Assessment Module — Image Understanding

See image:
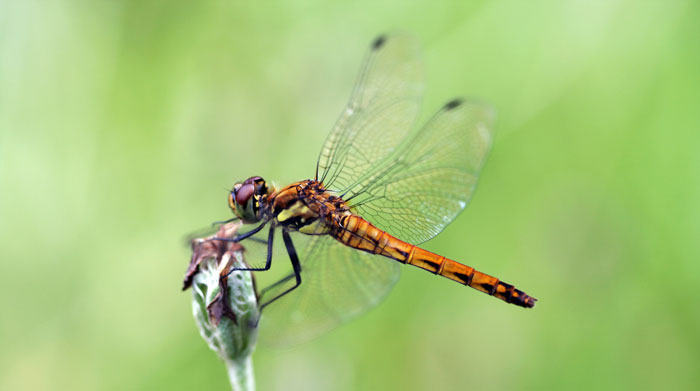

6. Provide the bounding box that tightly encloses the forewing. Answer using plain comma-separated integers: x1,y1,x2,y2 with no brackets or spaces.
317,33,424,190
257,233,400,346
346,100,496,244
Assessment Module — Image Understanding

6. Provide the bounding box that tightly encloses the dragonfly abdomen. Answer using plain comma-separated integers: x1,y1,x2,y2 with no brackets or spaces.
336,214,537,308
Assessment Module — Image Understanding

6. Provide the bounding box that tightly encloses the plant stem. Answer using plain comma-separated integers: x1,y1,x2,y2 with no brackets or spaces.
226,356,255,391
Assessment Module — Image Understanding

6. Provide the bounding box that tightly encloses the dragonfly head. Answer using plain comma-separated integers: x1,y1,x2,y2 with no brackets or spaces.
229,176,269,223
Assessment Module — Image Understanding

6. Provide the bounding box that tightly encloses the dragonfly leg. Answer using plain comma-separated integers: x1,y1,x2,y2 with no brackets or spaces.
210,221,266,244
257,229,302,314
210,216,239,227
221,226,275,279
246,236,267,244
258,272,296,297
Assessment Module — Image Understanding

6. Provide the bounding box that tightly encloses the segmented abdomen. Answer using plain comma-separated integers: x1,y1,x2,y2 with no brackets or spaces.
334,214,537,308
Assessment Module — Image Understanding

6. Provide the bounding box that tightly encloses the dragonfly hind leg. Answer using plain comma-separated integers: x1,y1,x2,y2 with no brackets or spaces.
257,229,302,313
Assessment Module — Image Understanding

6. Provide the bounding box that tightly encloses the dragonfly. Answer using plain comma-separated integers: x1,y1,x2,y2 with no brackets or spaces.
212,34,536,344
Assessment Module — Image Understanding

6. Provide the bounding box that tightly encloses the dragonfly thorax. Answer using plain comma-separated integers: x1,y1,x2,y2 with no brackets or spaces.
268,180,351,234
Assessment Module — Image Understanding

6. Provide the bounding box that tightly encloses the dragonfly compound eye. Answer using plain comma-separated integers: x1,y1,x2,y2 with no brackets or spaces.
235,183,255,206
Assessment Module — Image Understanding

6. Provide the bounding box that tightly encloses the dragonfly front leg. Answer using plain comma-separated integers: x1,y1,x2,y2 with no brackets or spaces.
220,226,275,280
210,221,266,244
210,216,240,227
258,229,302,313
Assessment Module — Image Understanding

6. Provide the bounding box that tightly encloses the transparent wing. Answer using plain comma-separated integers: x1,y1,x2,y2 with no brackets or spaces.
341,100,496,244
316,33,424,189
257,233,400,346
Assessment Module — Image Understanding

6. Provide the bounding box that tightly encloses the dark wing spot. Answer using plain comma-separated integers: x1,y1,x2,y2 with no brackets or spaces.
372,35,387,50
444,98,463,110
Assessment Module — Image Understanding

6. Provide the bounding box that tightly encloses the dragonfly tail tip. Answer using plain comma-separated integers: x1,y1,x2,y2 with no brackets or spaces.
525,296,537,308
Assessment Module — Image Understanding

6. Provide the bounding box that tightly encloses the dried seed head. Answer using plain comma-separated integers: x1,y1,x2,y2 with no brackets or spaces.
185,221,259,390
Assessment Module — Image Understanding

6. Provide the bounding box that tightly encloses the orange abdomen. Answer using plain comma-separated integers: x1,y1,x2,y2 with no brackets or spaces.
335,215,537,308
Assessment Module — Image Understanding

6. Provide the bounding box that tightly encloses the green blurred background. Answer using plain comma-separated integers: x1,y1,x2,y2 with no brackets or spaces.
1,1,699,390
